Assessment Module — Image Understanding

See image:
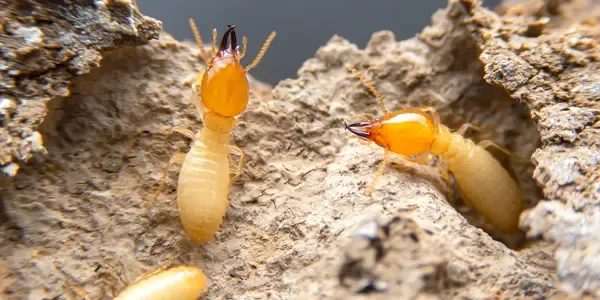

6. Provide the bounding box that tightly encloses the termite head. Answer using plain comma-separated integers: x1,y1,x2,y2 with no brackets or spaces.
201,25,249,118
190,19,275,120
345,110,437,156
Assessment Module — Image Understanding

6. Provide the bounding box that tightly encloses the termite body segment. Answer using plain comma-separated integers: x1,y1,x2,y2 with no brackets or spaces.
177,113,236,243
148,22,276,244
115,266,206,300
345,67,524,233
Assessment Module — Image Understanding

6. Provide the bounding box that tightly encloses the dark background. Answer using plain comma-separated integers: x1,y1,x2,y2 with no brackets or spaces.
138,1,501,84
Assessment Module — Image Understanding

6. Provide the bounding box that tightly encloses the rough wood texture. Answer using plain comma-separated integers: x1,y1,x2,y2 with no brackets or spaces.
2,0,599,298
0,0,161,176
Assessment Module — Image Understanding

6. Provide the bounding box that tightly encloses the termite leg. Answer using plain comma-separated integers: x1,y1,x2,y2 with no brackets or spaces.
365,150,390,198
456,124,529,164
101,261,128,288
399,152,432,165
418,106,441,126
358,138,373,145
228,145,245,183
456,123,482,136
437,161,454,196
147,126,194,205
171,127,196,140
439,162,449,182
146,152,186,205
397,152,453,195
59,266,90,300
71,284,90,300
478,140,529,164
423,89,449,104
347,133,372,145
130,266,167,285
347,115,371,121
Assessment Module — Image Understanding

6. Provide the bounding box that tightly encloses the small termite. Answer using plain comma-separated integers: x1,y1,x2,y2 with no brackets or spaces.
148,20,276,244
115,266,206,300
343,66,525,233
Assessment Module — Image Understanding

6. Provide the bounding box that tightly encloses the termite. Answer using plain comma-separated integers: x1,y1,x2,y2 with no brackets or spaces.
115,266,206,300
147,20,276,244
343,66,525,233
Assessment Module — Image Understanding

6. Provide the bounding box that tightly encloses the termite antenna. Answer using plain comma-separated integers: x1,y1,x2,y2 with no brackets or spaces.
189,18,209,65
424,89,449,104
347,66,388,115
245,31,276,72
211,28,217,57
239,36,248,60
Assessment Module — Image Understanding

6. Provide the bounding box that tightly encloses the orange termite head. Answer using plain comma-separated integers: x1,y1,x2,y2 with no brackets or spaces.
345,110,437,156
201,25,249,118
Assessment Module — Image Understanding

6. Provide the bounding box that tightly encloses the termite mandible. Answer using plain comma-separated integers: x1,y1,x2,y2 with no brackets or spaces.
344,66,525,233
148,20,276,244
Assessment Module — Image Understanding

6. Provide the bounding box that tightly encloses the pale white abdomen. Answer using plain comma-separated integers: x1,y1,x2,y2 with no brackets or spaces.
440,133,524,233
115,266,206,299
177,128,230,244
